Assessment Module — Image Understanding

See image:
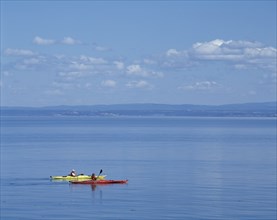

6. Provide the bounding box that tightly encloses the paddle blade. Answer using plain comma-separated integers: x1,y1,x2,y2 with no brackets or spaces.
96,169,103,180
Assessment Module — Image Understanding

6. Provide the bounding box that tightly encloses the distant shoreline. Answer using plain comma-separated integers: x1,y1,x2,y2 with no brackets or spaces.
1,102,276,117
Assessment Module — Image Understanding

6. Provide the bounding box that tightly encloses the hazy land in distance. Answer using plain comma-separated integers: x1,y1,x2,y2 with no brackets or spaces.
1,102,276,117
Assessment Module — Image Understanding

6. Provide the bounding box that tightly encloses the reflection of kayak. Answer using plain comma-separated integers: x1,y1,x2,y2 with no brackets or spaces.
70,180,128,185
50,174,106,180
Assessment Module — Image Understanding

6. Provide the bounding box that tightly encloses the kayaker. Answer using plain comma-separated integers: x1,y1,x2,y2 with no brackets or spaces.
91,173,97,180
69,169,77,177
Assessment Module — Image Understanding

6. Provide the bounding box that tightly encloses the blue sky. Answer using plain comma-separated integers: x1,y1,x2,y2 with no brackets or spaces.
1,1,276,106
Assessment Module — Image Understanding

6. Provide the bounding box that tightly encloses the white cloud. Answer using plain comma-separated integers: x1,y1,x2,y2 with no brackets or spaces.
155,39,275,72
22,58,41,65
44,55,118,81
160,48,191,69
143,59,156,65
69,62,90,71
192,39,240,60
11,56,46,70
126,80,153,89
5,48,36,56
34,36,83,45
62,37,81,45
114,61,125,70
101,80,117,88
228,40,263,48
244,47,276,58
52,81,73,89
80,55,107,64
126,64,163,78
179,81,220,91
33,36,55,45
166,49,182,56
94,46,111,51
58,71,85,81
234,64,248,70
126,64,142,74
191,39,277,64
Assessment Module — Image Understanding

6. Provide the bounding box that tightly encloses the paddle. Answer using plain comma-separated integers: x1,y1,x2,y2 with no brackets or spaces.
95,169,103,180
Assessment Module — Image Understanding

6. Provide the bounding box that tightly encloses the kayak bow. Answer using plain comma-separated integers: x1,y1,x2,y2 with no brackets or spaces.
50,174,106,180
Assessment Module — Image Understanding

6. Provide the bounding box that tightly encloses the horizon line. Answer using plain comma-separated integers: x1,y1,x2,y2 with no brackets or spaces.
1,101,276,109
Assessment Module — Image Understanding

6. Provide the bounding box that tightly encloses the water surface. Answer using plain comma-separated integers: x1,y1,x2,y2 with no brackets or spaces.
1,116,276,219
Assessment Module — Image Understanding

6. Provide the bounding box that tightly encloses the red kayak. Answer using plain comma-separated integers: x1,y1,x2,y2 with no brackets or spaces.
70,179,128,185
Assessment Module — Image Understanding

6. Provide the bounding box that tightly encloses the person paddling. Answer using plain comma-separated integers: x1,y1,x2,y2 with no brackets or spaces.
69,169,77,177
91,173,97,180
91,170,102,180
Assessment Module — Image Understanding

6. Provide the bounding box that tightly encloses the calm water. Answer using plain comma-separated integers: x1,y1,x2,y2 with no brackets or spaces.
1,116,276,220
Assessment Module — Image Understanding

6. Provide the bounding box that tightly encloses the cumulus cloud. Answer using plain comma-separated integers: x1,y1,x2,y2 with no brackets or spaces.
80,55,107,64
62,37,81,45
166,49,182,57
126,64,163,78
94,45,111,52
192,39,243,60
33,36,82,45
244,47,276,58
227,40,263,48
126,64,142,74
101,80,117,88
33,36,55,45
190,39,277,68
5,48,36,56
114,61,125,70
179,81,220,91
52,81,74,90
60,55,113,77
160,48,192,69
126,80,153,89
13,56,46,70
159,39,276,71
69,62,90,71
4,37,276,97
22,58,41,65
143,59,157,65
58,71,85,81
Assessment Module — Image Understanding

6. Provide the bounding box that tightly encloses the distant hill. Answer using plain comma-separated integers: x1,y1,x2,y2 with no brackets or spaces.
1,102,276,117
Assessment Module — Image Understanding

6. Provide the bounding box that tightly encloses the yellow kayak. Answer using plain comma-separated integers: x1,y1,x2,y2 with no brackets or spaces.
50,174,106,180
